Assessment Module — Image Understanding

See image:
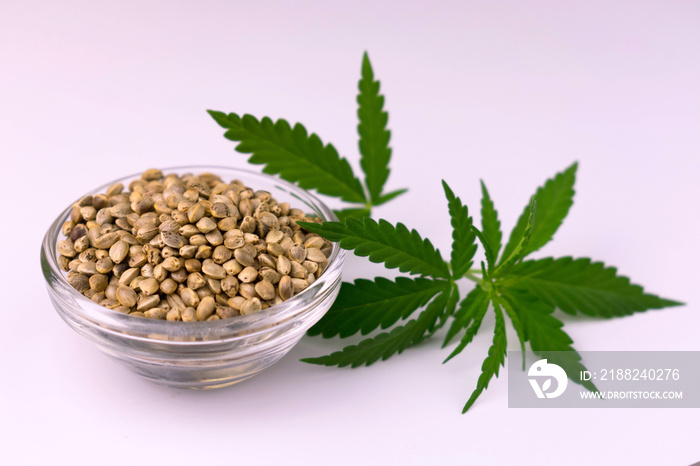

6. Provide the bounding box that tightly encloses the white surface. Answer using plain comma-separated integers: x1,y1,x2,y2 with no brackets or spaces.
2,1,699,464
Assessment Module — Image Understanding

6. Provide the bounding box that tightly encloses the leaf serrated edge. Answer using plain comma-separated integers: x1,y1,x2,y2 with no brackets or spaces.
442,180,477,280
506,257,684,316
307,276,449,338
462,300,507,413
208,110,367,204
494,293,527,370
496,196,536,275
357,51,392,204
479,180,502,270
500,163,577,264
443,291,490,363
299,218,450,279
301,288,450,368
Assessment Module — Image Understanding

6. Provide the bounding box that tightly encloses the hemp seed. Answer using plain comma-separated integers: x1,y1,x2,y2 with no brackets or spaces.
116,286,137,308
57,169,332,321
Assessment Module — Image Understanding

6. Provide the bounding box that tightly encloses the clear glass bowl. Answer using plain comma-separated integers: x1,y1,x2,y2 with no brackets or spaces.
41,166,346,389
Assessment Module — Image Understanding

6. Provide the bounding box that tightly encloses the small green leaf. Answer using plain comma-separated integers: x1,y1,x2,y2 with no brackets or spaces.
495,294,527,369
501,162,577,263
307,277,449,338
443,289,490,362
374,188,408,206
334,207,371,223
506,257,683,317
358,52,392,204
501,288,596,392
496,196,535,274
301,323,421,368
462,300,507,413
430,282,460,336
302,291,449,367
443,286,486,347
208,110,366,204
479,180,502,271
299,217,450,279
442,180,477,280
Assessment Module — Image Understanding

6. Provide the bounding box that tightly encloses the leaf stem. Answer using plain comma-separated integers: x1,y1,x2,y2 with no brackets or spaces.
463,271,483,284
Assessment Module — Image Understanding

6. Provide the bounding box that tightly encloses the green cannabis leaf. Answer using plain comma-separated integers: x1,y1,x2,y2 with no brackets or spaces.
210,53,682,413
442,181,477,280
477,181,502,270
506,257,681,317
302,217,450,279
358,51,392,205
301,288,450,368
500,287,597,393
500,163,576,264
302,166,682,413
209,52,406,218
208,111,366,203
443,287,487,347
307,277,448,338
496,196,536,274
462,300,507,413
443,288,489,363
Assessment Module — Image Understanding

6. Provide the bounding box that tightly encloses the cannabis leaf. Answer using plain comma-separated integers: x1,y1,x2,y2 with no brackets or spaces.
307,277,448,338
300,218,450,279
501,287,597,392
442,181,477,280
208,111,366,204
443,286,486,347
334,207,371,223
443,288,490,361
496,196,536,274
433,282,460,336
375,188,408,206
210,53,682,413
478,181,502,271
302,289,450,368
302,158,680,413
358,51,392,204
209,52,405,219
462,300,507,413
507,257,682,317
500,162,576,264
495,295,527,366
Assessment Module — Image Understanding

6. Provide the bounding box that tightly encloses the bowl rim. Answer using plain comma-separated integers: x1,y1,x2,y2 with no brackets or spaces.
41,164,346,340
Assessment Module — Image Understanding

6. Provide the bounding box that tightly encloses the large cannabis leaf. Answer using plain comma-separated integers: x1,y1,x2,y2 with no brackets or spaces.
209,52,405,219
210,53,682,413
300,165,681,412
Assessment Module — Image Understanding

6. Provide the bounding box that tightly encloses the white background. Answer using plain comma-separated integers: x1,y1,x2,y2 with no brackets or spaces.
2,1,699,464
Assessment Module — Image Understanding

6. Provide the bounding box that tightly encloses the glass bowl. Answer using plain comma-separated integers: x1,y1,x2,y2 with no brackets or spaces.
40,165,346,389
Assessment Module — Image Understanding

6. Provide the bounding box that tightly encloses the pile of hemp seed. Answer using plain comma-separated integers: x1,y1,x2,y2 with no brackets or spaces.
56,168,332,321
